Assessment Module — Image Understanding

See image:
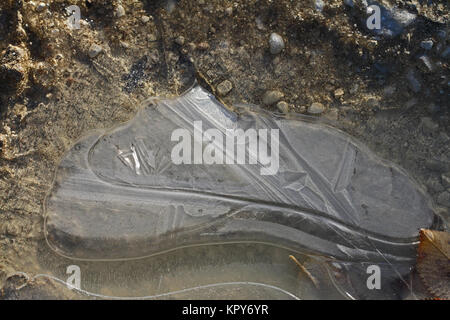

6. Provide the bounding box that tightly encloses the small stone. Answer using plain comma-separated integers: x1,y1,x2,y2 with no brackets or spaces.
255,17,265,31
269,33,285,55
5,224,18,237
36,2,46,12
367,40,378,50
308,102,325,115
344,0,354,7
420,39,433,50
334,88,344,98
148,33,157,42
197,42,209,50
418,55,434,72
365,5,416,38
225,7,233,16
262,90,284,106
88,44,102,58
437,191,450,207
115,4,125,18
276,101,289,113
324,108,339,121
141,15,150,23
442,172,450,188
80,20,89,28
175,36,185,46
216,80,233,97
315,0,324,12
187,42,196,51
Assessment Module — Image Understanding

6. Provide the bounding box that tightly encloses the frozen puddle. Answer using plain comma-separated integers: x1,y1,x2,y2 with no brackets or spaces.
42,86,435,299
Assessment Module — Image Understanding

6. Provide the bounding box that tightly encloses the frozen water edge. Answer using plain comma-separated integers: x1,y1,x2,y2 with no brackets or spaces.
41,86,436,298
44,85,434,261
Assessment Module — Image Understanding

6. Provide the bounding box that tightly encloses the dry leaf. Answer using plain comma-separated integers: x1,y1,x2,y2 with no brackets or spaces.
417,229,450,299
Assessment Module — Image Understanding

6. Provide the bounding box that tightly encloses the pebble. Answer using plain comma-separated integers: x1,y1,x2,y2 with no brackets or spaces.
115,4,125,18
418,55,434,72
362,2,416,38
216,80,233,97
334,88,344,98
344,0,354,7
225,7,233,16
175,36,185,46
197,42,209,50
148,33,157,42
255,17,265,31
324,108,339,121
262,90,284,106
269,33,285,55
5,224,18,237
80,20,89,28
420,39,433,50
276,101,289,113
315,0,324,12
88,44,103,58
36,2,46,12
308,102,325,115
141,15,150,23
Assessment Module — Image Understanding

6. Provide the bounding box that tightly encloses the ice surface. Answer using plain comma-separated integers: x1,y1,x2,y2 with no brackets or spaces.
43,86,435,298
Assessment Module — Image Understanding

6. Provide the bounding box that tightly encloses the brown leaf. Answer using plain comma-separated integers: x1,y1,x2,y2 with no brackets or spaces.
417,229,450,299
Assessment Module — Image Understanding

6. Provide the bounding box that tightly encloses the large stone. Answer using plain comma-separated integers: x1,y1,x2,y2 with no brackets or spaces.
308,102,325,115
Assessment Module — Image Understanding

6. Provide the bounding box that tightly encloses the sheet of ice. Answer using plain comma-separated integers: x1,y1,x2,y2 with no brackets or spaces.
43,85,435,298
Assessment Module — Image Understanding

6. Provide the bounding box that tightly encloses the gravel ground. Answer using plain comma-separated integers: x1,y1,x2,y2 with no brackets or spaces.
0,0,448,298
